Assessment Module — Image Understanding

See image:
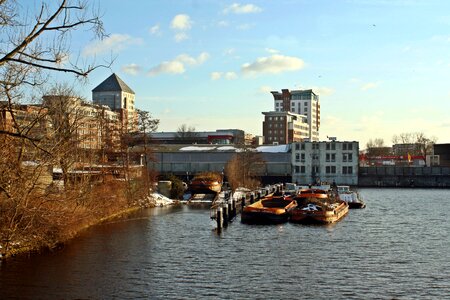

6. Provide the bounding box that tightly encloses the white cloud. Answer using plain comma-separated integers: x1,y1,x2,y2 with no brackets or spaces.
210,71,238,80
149,24,161,35
223,3,262,14
361,82,379,91
241,54,305,75
148,61,185,76
121,63,141,76
225,72,238,80
211,72,222,80
176,52,210,65
171,14,192,30
82,34,142,56
148,52,209,76
265,48,279,54
174,32,188,42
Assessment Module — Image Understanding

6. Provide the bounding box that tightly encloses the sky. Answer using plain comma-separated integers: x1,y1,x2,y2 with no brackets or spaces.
58,0,450,147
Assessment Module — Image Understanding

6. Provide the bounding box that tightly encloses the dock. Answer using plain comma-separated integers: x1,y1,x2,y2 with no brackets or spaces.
210,184,283,231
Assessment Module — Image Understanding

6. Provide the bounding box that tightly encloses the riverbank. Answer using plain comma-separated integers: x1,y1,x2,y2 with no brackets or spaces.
0,188,175,260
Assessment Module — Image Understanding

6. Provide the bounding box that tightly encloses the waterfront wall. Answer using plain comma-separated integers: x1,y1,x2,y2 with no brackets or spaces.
359,166,450,187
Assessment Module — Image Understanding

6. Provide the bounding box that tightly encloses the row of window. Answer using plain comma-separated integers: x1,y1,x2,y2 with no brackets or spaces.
294,143,355,151
268,116,285,121
294,166,353,174
294,153,353,162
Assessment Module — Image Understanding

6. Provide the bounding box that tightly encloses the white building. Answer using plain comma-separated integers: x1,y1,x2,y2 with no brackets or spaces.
292,140,359,185
271,89,320,141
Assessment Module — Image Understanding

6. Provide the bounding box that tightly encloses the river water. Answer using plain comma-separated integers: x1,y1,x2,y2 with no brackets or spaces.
1,188,449,299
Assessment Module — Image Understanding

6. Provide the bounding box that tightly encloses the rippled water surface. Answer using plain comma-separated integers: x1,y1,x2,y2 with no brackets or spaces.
1,188,449,299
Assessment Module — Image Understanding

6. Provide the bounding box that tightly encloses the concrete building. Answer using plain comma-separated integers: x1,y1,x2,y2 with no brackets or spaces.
92,73,137,132
270,89,320,141
150,129,245,145
433,143,450,167
145,144,292,184
262,111,309,145
292,140,359,185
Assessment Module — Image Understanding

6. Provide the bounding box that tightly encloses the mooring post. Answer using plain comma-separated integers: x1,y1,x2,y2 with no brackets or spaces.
230,197,236,220
222,202,228,227
216,206,223,231
241,196,246,211
250,193,254,204
227,198,232,220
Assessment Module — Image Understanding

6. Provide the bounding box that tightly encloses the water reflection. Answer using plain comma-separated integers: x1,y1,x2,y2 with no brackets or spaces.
1,188,450,299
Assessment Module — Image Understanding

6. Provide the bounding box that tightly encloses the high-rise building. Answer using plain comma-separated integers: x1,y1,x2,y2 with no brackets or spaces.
92,73,137,132
270,89,320,141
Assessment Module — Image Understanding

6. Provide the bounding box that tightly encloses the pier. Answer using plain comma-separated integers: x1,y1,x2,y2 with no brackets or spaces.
210,184,283,231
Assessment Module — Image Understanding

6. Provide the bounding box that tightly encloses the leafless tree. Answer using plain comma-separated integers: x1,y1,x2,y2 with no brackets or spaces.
175,123,199,142
0,0,112,257
225,147,265,191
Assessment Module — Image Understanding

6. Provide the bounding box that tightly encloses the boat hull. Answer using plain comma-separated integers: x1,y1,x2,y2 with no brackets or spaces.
241,197,296,225
189,180,222,194
241,211,290,224
290,190,349,225
290,202,348,224
348,201,366,209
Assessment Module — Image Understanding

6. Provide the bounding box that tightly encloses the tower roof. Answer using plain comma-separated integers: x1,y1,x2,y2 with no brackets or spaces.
92,73,135,94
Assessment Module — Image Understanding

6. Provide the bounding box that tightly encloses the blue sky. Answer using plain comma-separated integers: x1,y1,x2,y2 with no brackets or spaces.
66,0,450,147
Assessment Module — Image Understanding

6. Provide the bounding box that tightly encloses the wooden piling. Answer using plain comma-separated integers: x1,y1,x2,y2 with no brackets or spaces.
216,206,223,230
222,202,228,227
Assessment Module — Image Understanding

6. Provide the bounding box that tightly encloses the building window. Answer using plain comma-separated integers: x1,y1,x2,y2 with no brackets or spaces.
312,143,319,150
343,153,348,162
295,166,300,173
348,143,353,150
295,143,300,150
301,143,305,150
348,153,353,162
291,102,295,106
326,166,336,174
295,153,300,162
343,143,347,150
300,166,306,173
301,153,305,162
343,166,353,174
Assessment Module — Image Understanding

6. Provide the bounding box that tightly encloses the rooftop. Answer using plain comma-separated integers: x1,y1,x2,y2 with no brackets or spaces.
92,73,135,94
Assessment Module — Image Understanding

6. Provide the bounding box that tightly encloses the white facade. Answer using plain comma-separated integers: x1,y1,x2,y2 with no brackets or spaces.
292,141,359,185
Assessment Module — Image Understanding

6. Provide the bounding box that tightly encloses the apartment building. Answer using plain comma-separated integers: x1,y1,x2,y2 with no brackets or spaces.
270,89,320,141
292,140,359,185
262,111,309,145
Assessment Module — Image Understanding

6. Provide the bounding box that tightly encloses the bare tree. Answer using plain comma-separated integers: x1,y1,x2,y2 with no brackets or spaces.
0,0,111,257
225,147,265,191
1,0,109,140
137,109,159,191
175,124,199,142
